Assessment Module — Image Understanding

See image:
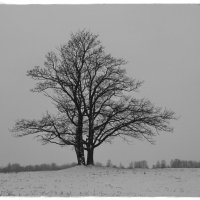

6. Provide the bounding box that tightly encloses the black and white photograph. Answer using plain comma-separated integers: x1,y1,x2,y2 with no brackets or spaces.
0,1,200,197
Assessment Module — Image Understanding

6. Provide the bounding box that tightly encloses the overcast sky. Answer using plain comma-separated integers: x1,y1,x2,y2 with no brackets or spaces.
0,4,200,167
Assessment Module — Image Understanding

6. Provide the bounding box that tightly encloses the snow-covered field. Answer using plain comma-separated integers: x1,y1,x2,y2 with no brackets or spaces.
0,166,200,196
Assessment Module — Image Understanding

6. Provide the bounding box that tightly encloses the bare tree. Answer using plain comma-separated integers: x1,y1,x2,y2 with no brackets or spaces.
11,30,176,166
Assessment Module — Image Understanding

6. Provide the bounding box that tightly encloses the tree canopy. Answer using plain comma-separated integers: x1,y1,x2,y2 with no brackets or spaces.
11,30,176,165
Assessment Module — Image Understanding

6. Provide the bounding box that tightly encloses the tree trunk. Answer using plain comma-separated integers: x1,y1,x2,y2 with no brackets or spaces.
75,115,85,165
87,117,94,165
75,146,85,165
87,147,94,165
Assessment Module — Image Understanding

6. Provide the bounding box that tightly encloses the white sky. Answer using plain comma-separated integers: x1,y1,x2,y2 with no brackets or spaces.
0,4,200,167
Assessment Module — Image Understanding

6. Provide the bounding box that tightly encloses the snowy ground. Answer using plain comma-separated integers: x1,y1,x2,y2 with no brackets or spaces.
0,166,200,196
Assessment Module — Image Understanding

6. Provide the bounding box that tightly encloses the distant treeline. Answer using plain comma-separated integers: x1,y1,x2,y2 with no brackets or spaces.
102,159,200,169
1,159,200,173
104,159,149,169
0,162,77,173
152,159,200,169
